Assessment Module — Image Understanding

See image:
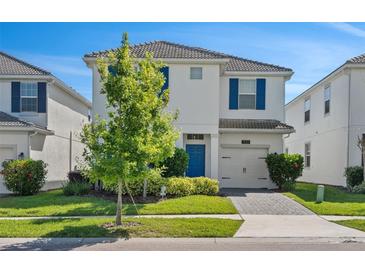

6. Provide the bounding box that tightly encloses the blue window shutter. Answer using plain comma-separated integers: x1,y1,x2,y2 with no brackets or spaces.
11,82,20,113
256,78,266,110
158,66,169,97
38,82,47,113
108,65,116,76
229,78,238,109
161,66,169,90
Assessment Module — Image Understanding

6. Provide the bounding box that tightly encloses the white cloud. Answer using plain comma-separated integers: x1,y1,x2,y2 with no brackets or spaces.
328,23,365,38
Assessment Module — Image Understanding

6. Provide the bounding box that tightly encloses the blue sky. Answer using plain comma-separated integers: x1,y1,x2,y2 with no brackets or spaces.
1,22,365,102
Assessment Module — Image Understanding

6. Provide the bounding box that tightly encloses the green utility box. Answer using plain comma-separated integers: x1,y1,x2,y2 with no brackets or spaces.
316,185,325,203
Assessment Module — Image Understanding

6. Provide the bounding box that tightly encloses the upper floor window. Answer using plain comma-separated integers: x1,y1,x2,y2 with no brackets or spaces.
190,67,202,79
304,142,311,167
304,98,310,123
324,85,331,115
20,83,38,112
239,79,256,109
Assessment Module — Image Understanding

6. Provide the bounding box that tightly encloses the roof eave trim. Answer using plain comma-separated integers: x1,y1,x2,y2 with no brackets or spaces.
224,71,294,77
285,63,350,108
0,126,54,135
0,75,52,80
83,56,230,65
219,128,295,134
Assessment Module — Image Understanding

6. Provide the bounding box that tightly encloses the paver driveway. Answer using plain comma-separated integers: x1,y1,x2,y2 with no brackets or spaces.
221,188,313,215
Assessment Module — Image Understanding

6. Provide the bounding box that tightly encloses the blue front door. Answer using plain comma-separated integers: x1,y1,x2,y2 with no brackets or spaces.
186,144,205,177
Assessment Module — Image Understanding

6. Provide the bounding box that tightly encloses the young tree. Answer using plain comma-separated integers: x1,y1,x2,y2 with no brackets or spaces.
81,33,179,226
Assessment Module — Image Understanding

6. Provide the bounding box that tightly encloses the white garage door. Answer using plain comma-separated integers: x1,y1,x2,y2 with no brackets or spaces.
0,147,16,183
220,148,271,188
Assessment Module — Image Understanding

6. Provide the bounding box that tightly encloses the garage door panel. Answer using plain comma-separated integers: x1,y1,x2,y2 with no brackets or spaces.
221,148,271,188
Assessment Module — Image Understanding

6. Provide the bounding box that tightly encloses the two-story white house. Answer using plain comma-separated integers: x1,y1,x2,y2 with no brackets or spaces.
285,53,365,187
84,41,294,188
0,51,91,193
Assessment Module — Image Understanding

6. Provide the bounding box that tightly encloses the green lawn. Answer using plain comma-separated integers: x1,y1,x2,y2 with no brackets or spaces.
0,217,243,238
0,190,237,217
333,219,365,233
284,182,365,216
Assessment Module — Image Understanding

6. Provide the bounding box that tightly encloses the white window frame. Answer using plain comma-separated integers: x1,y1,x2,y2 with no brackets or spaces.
238,79,256,110
304,142,311,168
190,67,203,80
20,82,38,113
324,85,331,115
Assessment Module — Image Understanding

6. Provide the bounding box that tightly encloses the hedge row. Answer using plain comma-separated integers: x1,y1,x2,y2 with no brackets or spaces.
120,176,219,197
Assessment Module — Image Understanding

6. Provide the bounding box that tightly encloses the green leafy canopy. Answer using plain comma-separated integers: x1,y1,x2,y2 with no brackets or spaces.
81,33,179,191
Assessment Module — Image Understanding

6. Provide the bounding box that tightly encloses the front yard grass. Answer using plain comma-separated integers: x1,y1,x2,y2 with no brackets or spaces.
0,190,237,217
0,217,243,238
333,219,365,233
284,182,365,216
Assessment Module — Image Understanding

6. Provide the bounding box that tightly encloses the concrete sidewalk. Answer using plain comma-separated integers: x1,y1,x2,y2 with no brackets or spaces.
1,237,365,251
0,214,242,220
234,214,365,237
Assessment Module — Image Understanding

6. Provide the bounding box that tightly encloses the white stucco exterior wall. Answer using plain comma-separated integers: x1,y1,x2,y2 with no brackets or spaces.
0,78,91,193
284,67,365,187
220,75,286,121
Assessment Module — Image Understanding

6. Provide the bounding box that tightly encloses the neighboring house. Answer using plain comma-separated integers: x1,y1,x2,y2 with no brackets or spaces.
0,52,91,194
285,53,365,187
84,41,294,188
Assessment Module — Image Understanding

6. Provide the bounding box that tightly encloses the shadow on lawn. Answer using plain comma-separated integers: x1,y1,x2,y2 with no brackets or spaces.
0,219,132,251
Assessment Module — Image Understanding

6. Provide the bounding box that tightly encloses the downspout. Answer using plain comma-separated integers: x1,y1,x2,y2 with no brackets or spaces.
346,69,352,168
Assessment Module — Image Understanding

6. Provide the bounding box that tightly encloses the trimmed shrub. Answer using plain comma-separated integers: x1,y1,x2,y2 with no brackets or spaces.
265,153,304,191
192,177,219,195
121,177,166,197
160,147,189,177
1,159,47,195
344,166,363,190
63,181,91,196
68,170,88,183
166,177,195,197
352,182,365,194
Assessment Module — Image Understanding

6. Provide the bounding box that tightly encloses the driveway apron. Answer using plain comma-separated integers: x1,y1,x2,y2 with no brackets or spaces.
221,188,365,238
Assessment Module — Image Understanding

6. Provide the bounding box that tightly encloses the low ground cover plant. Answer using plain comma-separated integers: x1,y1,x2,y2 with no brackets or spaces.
266,153,304,191
62,170,91,196
1,159,47,195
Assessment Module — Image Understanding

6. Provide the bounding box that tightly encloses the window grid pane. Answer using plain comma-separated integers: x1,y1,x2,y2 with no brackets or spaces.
21,98,37,112
239,79,256,94
190,67,202,79
304,99,311,111
239,94,256,109
20,83,38,97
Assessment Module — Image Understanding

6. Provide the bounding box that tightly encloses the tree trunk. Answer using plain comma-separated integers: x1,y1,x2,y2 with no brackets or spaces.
143,179,148,200
115,180,123,226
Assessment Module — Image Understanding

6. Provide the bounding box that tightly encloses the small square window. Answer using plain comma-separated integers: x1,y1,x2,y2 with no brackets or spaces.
190,67,202,79
241,140,251,144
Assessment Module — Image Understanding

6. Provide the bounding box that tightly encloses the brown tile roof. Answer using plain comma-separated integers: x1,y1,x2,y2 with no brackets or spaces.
0,51,51,76
0,111,49,132
85,41,292,73
219,118,294,130
346,53,365,64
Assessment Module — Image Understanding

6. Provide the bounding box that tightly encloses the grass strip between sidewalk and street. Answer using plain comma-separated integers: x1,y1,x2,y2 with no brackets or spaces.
284,182,365,216
333,219,365,233
0,190,237,217
0,217,243,238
